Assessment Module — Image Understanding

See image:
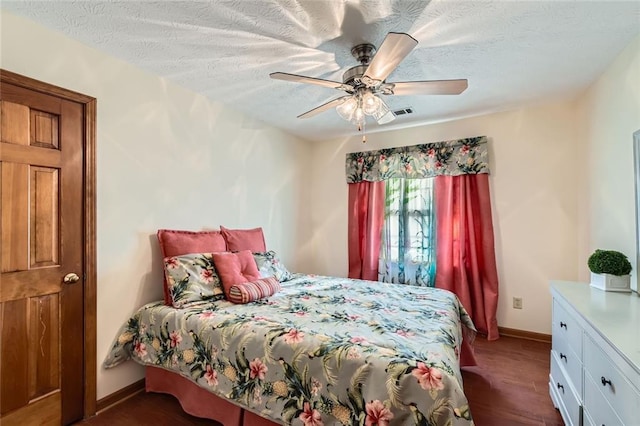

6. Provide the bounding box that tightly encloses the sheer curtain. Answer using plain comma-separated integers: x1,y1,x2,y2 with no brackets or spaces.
379,178,436,286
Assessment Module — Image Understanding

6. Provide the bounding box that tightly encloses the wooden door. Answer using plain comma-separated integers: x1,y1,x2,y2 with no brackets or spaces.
0,80,87,424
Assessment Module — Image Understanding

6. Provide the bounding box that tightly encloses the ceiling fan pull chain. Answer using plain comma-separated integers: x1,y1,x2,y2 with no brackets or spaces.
361,122,367,143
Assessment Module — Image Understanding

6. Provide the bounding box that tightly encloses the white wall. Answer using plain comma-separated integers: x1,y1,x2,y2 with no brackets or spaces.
0,11,313,399
576,34,640,290
308,100,583,335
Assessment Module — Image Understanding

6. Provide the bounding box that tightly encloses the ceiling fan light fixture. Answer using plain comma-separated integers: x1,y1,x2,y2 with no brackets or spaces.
372,99,395,124
362,90,381,115
351,106,365,127
376,110,395,125
336,89,393,128
336,96,358,121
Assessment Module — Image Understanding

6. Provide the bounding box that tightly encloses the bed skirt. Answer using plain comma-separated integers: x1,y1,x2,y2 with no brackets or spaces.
145,366,280,426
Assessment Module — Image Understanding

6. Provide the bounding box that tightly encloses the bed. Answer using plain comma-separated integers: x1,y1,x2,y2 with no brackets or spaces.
105,273,476,425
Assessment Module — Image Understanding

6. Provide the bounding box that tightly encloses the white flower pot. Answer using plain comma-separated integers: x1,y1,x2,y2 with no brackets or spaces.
590,272,631,292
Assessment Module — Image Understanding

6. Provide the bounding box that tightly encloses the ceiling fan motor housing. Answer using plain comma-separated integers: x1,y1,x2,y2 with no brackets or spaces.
343,43,377,87
351,43,376,64
342,65,368,87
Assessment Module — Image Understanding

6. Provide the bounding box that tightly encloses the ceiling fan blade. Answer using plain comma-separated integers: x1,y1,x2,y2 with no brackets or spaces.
362,32,418,86
297,96,350,119
384,79,468,96
270,72,352,91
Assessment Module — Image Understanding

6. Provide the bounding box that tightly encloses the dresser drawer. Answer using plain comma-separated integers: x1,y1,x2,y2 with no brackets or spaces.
583,334,640,425
582,409,595,426
551,333,582,395
552,299,582,357
550,352,581,426
584,372,623,426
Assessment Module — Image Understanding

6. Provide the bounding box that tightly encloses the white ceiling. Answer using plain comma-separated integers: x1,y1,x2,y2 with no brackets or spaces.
3,1,639,141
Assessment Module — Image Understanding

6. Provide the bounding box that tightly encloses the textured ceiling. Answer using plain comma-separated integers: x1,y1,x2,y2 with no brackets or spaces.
3,1,639,141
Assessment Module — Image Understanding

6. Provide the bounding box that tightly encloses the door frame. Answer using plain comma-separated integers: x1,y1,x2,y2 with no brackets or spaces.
1,69,97,418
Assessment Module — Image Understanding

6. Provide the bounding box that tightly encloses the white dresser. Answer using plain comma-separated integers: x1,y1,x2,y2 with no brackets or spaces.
550,281,640,426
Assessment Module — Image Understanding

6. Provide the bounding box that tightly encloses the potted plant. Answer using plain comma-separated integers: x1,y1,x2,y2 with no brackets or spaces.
588,249,632,292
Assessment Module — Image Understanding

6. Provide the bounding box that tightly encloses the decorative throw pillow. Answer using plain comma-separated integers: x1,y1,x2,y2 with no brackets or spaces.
211,250,261,299
253,251,293,282
228,277,281,304
157,229,227,305
163,253,224,308
220,226,266,252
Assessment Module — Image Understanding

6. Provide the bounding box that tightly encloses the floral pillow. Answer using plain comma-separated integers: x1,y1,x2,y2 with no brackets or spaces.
253,250,293,282
157,229,226,305
163,253,224,308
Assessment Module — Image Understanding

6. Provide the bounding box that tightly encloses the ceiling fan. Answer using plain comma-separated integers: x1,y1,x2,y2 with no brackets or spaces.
270,32,468,132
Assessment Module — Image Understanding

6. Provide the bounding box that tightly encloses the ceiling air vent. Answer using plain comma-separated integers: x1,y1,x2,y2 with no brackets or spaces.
392,107,413,116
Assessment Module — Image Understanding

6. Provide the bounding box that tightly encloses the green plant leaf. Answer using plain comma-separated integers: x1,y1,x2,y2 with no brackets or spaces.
587,249,632,275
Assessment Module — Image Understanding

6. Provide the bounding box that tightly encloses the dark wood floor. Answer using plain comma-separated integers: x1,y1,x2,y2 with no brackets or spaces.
463,336,563,425
78,335,563,426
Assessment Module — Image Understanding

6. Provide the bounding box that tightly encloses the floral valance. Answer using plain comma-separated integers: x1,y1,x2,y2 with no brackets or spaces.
345,136,490,183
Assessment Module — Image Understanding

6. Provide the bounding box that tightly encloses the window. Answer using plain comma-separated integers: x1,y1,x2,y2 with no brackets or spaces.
379,178,436,286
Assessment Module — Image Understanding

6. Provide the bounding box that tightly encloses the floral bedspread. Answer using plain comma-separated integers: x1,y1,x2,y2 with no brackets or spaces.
105,274,476,426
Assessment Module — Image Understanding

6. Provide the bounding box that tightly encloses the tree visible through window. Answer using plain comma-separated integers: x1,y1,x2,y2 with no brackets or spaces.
379,178,436,286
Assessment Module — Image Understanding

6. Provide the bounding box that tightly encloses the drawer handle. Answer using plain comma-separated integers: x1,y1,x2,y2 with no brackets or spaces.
556,382,564,393
601,376,612,387
559,353,567,362
560,321,567,329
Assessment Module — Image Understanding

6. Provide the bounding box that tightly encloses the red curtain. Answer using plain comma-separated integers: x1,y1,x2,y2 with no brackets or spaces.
435,174,500,341
347,181,385,280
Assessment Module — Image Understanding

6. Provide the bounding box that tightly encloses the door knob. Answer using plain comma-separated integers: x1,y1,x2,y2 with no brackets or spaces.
63,273,80,284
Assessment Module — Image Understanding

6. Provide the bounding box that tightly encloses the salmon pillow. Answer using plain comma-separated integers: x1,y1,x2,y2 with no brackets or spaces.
227,277,281,304
211,250,261,299
220,226,266,252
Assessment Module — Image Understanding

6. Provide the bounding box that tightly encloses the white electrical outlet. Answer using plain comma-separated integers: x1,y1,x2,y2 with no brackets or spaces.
513,297,523,309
